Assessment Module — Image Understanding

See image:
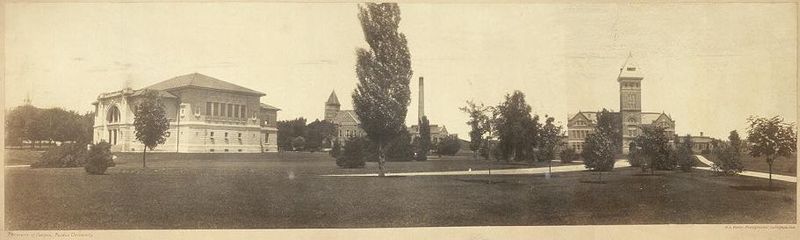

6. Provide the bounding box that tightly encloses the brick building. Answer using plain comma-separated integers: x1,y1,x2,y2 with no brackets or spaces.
567,56,675,154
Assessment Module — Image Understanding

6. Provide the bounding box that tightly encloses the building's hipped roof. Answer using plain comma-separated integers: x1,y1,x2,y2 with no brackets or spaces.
131,89,177,99
326,91,340,106
260,103,281,111
146,73,265,96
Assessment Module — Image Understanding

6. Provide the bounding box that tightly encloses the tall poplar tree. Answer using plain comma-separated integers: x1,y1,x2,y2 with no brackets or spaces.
352,3,413,177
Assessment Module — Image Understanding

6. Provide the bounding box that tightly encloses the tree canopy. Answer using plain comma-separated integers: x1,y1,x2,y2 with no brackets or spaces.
352,3,413,176
133,90,170,168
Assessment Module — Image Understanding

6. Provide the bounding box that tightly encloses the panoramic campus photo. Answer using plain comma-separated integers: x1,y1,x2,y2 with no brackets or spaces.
2,1,798,239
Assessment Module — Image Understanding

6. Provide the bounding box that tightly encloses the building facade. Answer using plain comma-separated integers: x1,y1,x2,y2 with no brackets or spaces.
324,91,366,143
93,73,279,153
567,56,675,154
409,124,452,145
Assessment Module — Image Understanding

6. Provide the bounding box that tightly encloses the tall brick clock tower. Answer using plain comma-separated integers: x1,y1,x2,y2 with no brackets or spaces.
618,54,643,154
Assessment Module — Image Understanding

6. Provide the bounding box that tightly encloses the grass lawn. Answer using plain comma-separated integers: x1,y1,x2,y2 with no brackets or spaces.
3,149,45,166
703,153,796,176
4,151,796,230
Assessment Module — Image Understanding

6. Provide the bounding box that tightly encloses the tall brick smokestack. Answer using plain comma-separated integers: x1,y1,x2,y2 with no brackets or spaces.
418,76,424,121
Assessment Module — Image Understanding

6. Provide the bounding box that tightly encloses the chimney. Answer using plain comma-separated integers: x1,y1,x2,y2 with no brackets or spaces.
418,76,424,121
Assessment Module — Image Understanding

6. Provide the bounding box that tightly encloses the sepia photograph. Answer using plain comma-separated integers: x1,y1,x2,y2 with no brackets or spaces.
2,1,798,239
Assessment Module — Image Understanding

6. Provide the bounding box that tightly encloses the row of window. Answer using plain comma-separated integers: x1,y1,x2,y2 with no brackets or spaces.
206,102,248,118
570,129,593,139
621,82,640,88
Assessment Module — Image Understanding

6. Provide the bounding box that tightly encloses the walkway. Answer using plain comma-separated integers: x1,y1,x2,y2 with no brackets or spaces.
694,155,796,183
5,165,31,168
322,159,630,177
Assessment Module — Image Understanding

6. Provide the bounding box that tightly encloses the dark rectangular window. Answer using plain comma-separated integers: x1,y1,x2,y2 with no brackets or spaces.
220,103,226,117
213,103,219,116
233,104,240,118
206,102,212,115
241,106,247,118
227,104,233,117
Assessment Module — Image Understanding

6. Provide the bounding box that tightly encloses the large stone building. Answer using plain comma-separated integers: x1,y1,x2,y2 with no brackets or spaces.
92,73,280,153
567,56,675,154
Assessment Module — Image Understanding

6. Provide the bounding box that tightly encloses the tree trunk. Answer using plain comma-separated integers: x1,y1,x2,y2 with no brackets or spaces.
378,144,385,177
142,147,147,168
768,158,773,189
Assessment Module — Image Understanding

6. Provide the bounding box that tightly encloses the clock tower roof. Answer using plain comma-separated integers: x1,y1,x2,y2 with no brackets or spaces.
618,53,644,81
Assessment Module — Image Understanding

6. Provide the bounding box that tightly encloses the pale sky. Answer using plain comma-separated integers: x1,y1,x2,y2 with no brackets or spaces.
5,2,797,139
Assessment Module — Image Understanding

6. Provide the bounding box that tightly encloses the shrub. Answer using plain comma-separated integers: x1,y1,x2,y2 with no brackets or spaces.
559,147,577,163
436,136,461,156
84,142,115,175
336,137,368,168
32,142,88,168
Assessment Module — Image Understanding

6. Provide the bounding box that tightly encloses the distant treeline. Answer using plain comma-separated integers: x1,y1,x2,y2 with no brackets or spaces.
5,105,94,148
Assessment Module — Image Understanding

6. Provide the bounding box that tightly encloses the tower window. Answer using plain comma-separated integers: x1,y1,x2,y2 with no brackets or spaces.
627,67,636,71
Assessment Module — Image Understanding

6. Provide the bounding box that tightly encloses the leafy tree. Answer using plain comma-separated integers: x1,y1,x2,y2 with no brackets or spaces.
5,105,44,148
728,130,744,154
634,125,673,174
460,101,491,159
676,134,695,172
582,132,615,171
305,119,337,151
746,116,797,188
539,115,563,161
386,127,414,161
595,108,622,153
291,136,306,151
436,135,462,156
494,91,538,162
133,90,170,168
712,140,744,175
352,3,413,177
277,118,307,151
415,116,431,161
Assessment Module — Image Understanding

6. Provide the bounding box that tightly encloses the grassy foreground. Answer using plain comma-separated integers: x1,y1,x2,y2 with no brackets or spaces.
4,151,796,229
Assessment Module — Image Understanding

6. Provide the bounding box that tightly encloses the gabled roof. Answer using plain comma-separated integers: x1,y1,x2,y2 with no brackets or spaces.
326,91,340,106
260,103,281,111
641,112,672,125
333,110,359,125
145,73,265,96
